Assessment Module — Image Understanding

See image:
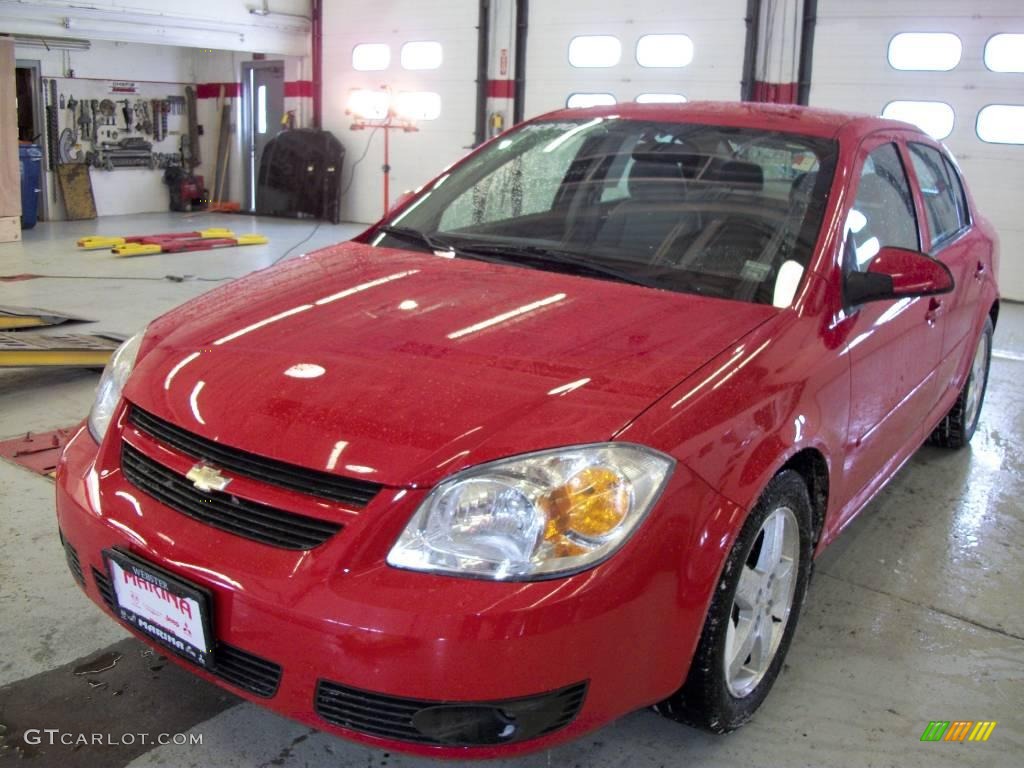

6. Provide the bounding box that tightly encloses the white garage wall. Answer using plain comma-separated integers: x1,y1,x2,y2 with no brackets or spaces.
321,1,479,224
1,0,310,55
15,41,199,218
524,1,748,117
809,0,1024,301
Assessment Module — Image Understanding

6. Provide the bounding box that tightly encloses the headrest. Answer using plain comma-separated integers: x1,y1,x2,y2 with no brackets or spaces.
626,158,686,200
712,160,763,190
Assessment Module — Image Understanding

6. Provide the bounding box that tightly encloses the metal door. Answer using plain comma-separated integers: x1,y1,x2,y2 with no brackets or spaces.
242,60,285,211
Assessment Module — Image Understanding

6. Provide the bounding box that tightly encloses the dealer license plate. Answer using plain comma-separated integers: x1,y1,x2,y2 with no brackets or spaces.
104,548,215,669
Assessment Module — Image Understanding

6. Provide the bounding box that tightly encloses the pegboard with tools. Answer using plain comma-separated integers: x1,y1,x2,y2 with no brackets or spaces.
44,78,198,172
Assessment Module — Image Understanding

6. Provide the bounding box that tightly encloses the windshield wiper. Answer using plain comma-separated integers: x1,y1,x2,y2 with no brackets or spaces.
378,228,664,289
447,241,666,289
376,225,454,253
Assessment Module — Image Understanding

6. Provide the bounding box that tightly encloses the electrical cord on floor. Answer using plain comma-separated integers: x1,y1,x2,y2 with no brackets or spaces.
268,123,382,267
270,220,323,266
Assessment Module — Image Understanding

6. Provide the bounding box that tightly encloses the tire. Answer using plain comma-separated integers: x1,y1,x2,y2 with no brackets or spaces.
928,316,993,449
654,470,813,733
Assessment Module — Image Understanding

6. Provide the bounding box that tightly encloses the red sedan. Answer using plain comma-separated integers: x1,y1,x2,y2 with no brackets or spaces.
56,102,998,757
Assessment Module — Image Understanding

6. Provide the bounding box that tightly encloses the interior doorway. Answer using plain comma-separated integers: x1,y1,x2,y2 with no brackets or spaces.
241,60,285,212
15,60,47,220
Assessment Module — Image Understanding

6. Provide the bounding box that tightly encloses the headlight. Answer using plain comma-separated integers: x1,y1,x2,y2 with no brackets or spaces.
87,332,143,442
387,444,674,580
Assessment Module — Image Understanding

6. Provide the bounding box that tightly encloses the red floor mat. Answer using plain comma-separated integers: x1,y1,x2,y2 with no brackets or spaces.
0,427,78,477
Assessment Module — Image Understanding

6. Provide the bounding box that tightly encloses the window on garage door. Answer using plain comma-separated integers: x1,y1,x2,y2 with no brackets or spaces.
845,144,918,272
907,143,969,249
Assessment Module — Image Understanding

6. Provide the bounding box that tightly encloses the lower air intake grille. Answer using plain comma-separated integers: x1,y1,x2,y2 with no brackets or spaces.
63,538,84,587
314,679,587,746
121,443,341,550
212,644,282,698
93,566,116,609
92,567,281,698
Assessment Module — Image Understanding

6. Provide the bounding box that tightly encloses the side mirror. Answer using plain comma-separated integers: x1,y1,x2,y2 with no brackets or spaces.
845,246,954,306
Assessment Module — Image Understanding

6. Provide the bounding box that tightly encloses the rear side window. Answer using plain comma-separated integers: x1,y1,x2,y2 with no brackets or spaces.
907,143,969,248
845,143,919,272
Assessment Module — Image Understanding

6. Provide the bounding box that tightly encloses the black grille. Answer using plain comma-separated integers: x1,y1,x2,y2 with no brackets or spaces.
121,443,341,550
127,405,381,507
92,567,281,698
212,643,282,698
63,538,84,587
314,680,588,746
92,566,116,609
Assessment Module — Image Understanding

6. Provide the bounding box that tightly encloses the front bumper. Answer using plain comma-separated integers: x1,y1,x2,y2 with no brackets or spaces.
55,417,739,757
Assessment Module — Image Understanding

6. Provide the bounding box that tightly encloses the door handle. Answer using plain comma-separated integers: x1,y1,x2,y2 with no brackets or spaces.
975,261,986,280
926,297,943,324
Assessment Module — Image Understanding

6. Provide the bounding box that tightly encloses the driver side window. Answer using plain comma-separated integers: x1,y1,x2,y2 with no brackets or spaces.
844,143,919,272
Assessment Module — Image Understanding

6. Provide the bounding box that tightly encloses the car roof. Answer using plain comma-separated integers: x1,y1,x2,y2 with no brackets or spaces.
537,100,921,141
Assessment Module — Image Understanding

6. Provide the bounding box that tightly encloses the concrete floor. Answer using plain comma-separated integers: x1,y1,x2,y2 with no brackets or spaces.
1,212,1022,767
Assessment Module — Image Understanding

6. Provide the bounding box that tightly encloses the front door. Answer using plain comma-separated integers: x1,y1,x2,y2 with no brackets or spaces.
242,60,285,211
836,135,945,515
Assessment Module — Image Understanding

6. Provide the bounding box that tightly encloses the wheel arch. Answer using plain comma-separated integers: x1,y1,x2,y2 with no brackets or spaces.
778,448,829,549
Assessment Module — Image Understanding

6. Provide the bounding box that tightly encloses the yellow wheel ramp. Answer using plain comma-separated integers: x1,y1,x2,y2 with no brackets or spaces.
0,332,126,368
76,228,237,250
0,306,93,331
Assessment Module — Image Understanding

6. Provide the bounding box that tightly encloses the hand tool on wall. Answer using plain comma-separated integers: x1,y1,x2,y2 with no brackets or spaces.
185,86,200,169
58,129,80,164
119,99,132,131
45,79,59,170
90,100,100,142
149,100,161,141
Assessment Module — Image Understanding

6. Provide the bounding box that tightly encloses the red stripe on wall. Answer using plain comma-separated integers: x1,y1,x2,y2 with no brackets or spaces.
195,81,314,99
196,82,241,99
751,81,798,105
284,80,313,98
487,79,515,99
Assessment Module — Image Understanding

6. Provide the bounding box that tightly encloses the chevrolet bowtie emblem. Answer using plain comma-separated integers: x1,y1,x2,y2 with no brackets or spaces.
186,463,231,493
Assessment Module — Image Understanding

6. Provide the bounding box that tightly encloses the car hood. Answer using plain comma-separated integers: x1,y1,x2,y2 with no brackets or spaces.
126,242,777,487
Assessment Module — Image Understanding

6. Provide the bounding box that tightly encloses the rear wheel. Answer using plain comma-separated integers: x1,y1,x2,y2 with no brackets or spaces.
929,316,993,449
654,470,813,732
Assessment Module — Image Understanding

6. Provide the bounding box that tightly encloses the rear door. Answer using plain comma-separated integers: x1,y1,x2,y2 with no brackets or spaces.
837,134,944,514
903,140,983,397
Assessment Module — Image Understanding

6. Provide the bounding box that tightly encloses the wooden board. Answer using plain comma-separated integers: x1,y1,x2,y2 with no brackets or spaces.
0,38,19,220
0,216,20,243
56,164,97,220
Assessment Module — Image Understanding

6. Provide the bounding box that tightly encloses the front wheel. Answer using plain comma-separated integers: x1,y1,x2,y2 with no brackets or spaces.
929,316,993,449
654,470,813,732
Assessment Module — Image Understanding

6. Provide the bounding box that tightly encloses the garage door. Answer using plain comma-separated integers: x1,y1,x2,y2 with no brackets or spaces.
810,0,1024,300
322,1,479,224
524,1,748,118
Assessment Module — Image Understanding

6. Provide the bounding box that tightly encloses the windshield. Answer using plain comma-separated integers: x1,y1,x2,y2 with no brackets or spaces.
370,118,838,305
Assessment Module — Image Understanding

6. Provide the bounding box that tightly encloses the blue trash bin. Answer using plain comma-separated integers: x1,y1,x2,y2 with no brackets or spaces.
19,144,44,229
